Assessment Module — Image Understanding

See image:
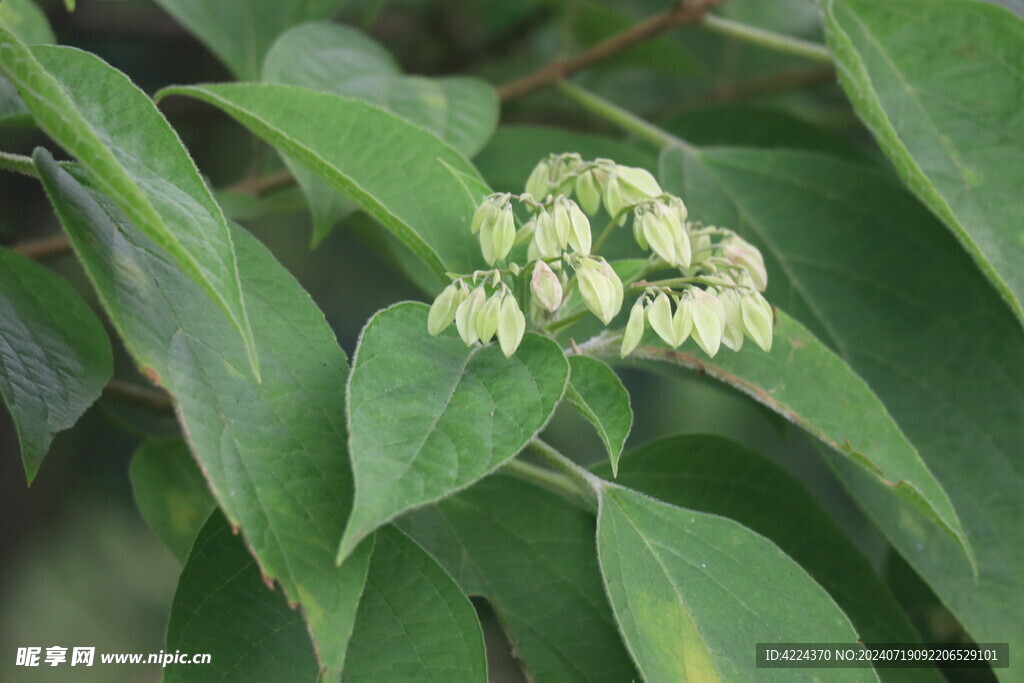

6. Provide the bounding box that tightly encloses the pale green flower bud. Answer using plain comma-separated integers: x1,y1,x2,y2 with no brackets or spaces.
577,258,622,324
601,258,624,319
615,165,662,203
484,204,515,265
525,159,551,200
470,197,497,235
722,236,768,292
533,208,562,259
531,260,563,313
515,215,536,247
455,287,485,346
552,197,571,246
741,291,774,352
719,288,745,352
675,225,692,268
642,209,678,266
690,232,712,266
632,209,649,251
427,283,465,336
565,199,592,254
691,288,726,357
668,196,688,223
647,293,675,347
603,174,625,220
552,156,582,195
620,298,647,357
497,294,527,358
475,292,502,344
648,293,691,348
673,295,694,346
575,169,602,215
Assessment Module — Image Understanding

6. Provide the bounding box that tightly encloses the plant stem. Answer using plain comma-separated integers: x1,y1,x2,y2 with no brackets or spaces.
497,0,728,101
12,234,72,260
528,439,605,502
227,169,294,196
0,151,38,178
558,81,691,151
543,308,590,334
502,458,594,511
102,379,175,416
701,14,832,64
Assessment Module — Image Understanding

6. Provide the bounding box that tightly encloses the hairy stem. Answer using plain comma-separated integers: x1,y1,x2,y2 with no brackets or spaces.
502,458,594,511
702,14,833,64
102,379,175,416
528,438,605,503
0,151,38,178
12,234,72,260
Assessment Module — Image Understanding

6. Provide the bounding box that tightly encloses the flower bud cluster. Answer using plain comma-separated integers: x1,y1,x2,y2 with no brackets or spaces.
428,277,526,358
620,285,774,358
427,154,775,362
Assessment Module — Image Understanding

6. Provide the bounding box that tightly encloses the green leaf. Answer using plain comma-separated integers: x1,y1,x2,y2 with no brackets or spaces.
0,75,29,125
663,146,1024,677
158,83,488,276
597,485,871,682
165,511,320,682
261,22,497,245
0,36,260,377
824,0,1024,326
34,152,372,676
263,23,498,158
0,246,112,483
168,516,486,682
663,105,869,162
338,302,569,562
152,0,347,80
129,439,215,563
0,0,53,127
398,474,638,682
343,527,487,682
594,436,937,671
566,356,632,476
0,0,55,44
614,306,971,571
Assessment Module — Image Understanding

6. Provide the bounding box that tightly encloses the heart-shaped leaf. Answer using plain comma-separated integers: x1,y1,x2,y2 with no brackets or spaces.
338,302,569,563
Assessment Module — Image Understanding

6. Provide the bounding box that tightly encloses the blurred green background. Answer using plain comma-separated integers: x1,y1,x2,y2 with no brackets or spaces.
0,0,980,680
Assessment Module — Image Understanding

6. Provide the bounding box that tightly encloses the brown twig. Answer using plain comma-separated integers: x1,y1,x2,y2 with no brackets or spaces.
497,0,728,102
102,379,175,416
225,169,295,196
12,234,72,260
